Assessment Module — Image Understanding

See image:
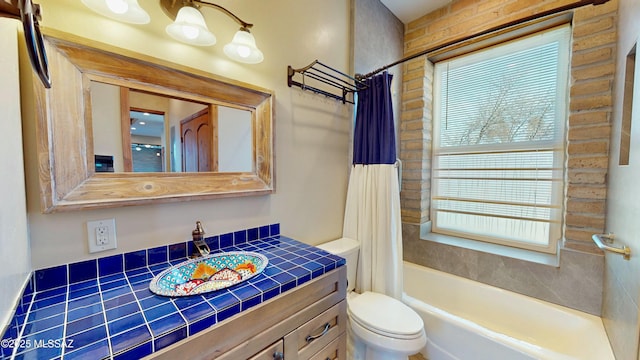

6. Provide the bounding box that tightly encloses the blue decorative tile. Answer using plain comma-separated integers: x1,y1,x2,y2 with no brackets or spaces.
64,339,110,360
67,303,102,322
101,285,131,300
127,272,153,286
205,235,219,251
69,260,97,284
275,261,296,271
316,256,338,271
216,303,240,322
247,227,259,241
254,278,279,293
148,313,185,336
66,313,104,336
113,340,152,360
139,295,172,310
99,272,125,284
66,325,108,350
106,302,141,322
289,267,312,285
188,313,216,335
259,225,270,239
173,296,205,310
21,313,65,336
125,267,149,277
68,286,99,300
230,284,260,300
169,242,187,261
180,302,213,323
34,286,66,301
154,327,187,351
234,230,247,245
14,345,62,360
219,233,233,248
98,255,123,277
108,312,145,336
30,294,66,311
103,293,136,310
143,303,178,323
147,246,167,265
67,294,101,311
125,250,147,271
110,326,151,354
20,325,63,352
133,287,155,301
148,263,170,275
271,272,296,293
302,261,325,279
26,303,65,323
34,265,67,291
270,224,280,236
100,278,128,291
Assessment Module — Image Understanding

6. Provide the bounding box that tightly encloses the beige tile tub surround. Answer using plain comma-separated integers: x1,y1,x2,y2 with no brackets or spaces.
403,223,605,316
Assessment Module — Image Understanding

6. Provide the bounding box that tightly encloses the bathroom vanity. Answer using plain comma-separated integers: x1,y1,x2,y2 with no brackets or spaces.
1,230,347,360
151,267,347,359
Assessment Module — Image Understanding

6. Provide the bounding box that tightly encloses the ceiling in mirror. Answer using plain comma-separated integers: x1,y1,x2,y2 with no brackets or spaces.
34,29,273,212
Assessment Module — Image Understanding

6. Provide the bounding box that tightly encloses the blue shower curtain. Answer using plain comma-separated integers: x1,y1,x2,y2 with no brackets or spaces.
353,72,396,165
343,71,403,299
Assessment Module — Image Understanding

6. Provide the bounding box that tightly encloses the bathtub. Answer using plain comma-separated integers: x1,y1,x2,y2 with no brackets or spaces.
402,262,614,360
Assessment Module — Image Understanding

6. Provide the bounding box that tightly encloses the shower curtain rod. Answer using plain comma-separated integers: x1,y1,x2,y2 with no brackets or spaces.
356,0,610,80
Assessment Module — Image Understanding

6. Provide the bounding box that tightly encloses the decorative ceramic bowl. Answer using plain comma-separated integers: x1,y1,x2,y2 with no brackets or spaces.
149,251,268,297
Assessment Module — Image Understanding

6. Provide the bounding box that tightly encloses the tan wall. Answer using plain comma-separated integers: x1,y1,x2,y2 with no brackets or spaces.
0,19,31,330
25,0,353,269
399,0,618,250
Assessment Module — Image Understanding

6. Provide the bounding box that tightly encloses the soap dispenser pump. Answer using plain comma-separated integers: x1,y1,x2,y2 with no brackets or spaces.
191,221,210,258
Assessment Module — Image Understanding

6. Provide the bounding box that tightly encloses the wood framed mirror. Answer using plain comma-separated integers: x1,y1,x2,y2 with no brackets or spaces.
34,29,274,212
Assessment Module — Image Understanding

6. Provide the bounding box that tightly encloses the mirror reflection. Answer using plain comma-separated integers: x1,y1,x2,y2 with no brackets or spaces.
90,81,253,173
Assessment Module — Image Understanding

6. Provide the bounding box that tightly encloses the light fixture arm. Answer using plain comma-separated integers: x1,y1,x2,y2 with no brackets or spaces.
195,0,252,30
160,0,252,30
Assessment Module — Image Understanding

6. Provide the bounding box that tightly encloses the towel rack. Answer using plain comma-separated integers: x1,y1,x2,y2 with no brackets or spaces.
592,233,631,260
287,60,367,104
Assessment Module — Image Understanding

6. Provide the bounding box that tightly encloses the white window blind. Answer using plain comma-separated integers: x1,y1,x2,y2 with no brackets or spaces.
432,25,570,253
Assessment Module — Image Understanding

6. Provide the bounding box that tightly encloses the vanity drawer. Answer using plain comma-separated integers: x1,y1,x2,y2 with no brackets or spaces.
284,300,347,359
309,336,346,360
248,340,283,360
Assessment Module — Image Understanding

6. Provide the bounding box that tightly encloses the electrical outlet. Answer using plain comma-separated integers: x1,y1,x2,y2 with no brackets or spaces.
87,218,117,253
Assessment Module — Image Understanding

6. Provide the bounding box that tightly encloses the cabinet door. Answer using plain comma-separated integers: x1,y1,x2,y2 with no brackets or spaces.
248,339,284,360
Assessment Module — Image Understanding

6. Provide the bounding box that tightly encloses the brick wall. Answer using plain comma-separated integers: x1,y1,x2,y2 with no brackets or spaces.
400,0,618,249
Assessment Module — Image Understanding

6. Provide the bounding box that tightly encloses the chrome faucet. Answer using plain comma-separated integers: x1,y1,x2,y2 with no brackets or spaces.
191,221,210,258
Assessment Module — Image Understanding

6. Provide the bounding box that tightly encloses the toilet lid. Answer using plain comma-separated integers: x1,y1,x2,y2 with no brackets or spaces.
348,291,424,339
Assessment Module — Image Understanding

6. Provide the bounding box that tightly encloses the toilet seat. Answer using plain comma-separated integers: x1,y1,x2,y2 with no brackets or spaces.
347,291,424,340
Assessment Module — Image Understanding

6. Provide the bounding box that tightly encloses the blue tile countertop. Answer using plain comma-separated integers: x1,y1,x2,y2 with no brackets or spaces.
1,224,345,360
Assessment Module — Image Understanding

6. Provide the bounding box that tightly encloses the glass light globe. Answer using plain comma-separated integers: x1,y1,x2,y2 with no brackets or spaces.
166,6,216,46
223,29,264,64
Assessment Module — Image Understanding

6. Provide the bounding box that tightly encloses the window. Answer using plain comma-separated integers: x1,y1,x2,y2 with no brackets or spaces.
431,25,571,253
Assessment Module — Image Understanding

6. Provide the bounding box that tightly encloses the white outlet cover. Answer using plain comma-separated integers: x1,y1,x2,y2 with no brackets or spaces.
87,218,117,253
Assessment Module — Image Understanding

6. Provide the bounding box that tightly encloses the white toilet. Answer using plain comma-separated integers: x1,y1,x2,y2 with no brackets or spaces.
317,237,426,360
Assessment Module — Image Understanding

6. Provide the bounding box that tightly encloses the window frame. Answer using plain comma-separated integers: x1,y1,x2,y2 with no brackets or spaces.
430,24,571,254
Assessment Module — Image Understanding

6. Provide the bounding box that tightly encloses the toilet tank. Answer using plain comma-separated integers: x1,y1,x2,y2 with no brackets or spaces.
316,237,359,292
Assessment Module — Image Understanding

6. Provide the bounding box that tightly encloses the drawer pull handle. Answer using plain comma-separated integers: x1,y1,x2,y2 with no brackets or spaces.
306,323,331,343
273,351,284,359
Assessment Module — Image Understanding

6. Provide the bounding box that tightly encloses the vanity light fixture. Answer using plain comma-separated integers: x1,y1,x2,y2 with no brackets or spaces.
81,0,150,24
161,0,264,64
81,0,264,64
